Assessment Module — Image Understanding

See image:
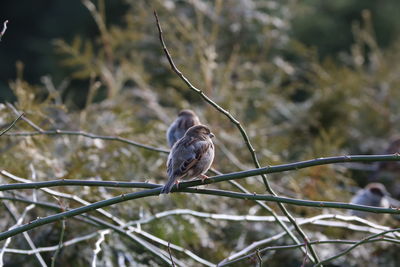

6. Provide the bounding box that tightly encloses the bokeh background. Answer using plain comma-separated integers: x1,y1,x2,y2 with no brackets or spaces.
1,0,400,266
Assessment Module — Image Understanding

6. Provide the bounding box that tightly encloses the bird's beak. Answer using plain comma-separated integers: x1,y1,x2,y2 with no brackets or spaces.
209,132,215,138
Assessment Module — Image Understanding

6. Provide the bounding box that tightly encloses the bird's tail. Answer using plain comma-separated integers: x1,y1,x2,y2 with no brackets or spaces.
160,179,176,194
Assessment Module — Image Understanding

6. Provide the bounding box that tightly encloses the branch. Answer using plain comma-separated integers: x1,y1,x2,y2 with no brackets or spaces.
218,213,399,265
91,229,110,267
167,242,176,267
3,194,397,267
0,202,36,265
153,10,320,262
2,154,400,192
0,113,24,136
1,154,400,262
0,232,99,255
0,171,212,266
314,228,400,267
128,209,397,237
51,219,66,267
4,103,168,153
0,195,178,265
219,235,400,266
1,198,46,266
6,103,44,132
6,129,169,154
0,20,8,41
210,168,301,252
1,184,400,242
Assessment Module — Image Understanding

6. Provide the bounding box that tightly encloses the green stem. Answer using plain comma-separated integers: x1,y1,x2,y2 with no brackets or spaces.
2,154,399,193
1,184,399,241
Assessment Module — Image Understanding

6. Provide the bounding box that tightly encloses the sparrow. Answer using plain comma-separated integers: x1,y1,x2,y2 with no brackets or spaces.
166,109,201,148
161,125,215,194
369,137,400,199
349,183,391,218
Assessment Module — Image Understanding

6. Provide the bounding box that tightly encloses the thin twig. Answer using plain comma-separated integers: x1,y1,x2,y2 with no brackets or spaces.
219,236,400,266
153,10,320,263
301,240,309,267
91,229,110,267
0,113,24,136
127,210,397,238
51,219,66,267
6,129,169,153
167,242,176,267
51,197,67,267
211,168,302,250
0,232,99,255
217,212,399,265
0,203,36,265
5,103,168,153
6,103,44,132
313,228,400,267
1,199,46,266
0,20,8,41
256,248,262,267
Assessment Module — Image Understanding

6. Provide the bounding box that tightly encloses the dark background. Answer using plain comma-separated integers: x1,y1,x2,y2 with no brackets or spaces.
1,0,400,103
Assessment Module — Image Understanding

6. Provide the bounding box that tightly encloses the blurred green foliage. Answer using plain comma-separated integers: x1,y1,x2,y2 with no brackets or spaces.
1,0,400,266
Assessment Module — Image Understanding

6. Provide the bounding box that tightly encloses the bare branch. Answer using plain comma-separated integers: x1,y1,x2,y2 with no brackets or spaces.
0,171,211,266
91,230,110,267
167,242,176,267
0,20,8,41
153,10,320,263
314,228,400,267
0,202,36,265
51,219,66,267
1,199,46,266
256,249,262,267
0,113,24,136
0,232,99,255
219,235,400,266
4,103,169,153
6,103,44,132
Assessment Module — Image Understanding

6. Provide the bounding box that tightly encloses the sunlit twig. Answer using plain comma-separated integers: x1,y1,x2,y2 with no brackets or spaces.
91,229,110,267
0,20,8,41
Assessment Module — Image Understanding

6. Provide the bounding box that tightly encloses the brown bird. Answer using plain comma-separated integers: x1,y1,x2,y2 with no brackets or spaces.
161,125,215,194
166,109,201,148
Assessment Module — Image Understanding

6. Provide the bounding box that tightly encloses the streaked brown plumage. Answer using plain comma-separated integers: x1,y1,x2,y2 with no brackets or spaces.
161,125,215,194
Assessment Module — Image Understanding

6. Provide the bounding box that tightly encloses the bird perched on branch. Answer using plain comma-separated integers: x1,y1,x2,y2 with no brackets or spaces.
369,137,400,199
161,125,215,194
350,183,392,218
166,109,200,147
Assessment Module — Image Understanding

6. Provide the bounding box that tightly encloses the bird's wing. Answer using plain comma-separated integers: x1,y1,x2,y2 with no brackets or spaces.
166,137,194,178
177,140,212,176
